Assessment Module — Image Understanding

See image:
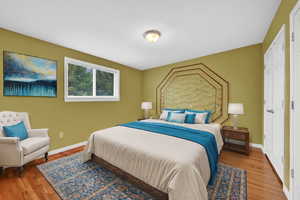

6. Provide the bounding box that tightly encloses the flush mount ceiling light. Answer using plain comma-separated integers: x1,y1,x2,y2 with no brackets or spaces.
143,30,161,43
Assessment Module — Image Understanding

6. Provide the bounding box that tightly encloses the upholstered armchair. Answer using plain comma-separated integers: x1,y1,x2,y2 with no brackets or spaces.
0,111,50,175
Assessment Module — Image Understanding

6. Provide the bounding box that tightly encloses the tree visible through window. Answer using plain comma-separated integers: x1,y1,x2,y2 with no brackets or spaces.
68,64,93,96
96,70,114,96
64,57,120,102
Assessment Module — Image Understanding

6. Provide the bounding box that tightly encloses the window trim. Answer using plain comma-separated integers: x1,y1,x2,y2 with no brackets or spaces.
64,57,120,102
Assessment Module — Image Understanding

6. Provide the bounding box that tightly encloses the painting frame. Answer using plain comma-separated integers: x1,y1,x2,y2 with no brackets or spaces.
3,51,58,97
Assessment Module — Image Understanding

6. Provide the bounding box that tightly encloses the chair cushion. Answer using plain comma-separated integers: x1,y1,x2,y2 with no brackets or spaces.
21,137,50,155
3,121,28,140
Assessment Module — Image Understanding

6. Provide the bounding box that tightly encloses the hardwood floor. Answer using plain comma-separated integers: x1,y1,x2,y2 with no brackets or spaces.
0,147,286,200
220,149,286,200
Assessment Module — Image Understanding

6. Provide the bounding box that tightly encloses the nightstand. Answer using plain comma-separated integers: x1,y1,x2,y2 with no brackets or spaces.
221,126,250,155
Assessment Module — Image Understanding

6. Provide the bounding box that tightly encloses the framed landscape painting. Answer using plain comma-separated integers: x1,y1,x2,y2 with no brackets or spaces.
3,51,57,97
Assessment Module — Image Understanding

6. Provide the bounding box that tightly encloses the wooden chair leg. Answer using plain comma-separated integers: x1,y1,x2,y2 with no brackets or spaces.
0,167,4,176
45,152,48,162
18,166,24,177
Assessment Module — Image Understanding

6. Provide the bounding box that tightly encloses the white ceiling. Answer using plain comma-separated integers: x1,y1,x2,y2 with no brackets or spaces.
0,0,281,70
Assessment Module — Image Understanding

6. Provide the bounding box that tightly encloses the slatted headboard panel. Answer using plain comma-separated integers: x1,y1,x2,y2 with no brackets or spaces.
156,63,229,123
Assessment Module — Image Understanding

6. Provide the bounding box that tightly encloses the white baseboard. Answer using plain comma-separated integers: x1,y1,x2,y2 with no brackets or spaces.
250,143,264,152
48,141,264,157
283,185,290,200
48,142,264,156
48,141,87,156
47,141,263,158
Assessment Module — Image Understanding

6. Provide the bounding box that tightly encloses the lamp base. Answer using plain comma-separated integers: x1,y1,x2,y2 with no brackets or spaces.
144,109,150,119
232,115,239,130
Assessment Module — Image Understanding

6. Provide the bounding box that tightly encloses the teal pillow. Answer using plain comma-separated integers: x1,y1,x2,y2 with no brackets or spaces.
3,121,28,141
185,109,212,123
185,114,196,124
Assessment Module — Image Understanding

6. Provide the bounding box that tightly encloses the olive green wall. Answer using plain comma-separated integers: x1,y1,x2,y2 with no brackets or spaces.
143,44,264,144
2,0,296,188
263,0,298,189
0,28,143,150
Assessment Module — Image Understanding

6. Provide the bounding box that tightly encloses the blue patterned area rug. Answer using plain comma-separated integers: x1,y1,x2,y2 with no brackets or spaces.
37,153,247,200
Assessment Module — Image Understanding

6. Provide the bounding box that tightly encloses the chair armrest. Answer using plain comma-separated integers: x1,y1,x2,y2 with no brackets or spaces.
28,129,49,137
0,137,19,144
0,137,23,166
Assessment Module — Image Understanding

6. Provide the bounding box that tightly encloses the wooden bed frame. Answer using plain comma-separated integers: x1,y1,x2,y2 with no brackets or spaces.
92,153,169,200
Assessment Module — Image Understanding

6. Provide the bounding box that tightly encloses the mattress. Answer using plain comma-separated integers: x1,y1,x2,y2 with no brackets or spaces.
83,119,223,200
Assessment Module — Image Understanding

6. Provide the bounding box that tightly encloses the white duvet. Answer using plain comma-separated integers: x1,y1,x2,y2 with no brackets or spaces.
83,119,223,200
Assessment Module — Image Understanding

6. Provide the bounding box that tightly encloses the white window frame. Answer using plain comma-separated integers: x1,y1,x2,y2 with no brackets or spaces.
64,57,120,102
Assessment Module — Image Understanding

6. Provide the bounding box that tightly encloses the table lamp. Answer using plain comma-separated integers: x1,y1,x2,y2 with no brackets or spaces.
141,102,152,119
228,103,244,130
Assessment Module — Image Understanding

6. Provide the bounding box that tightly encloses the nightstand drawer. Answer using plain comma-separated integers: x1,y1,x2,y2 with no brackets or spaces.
223,131,247,141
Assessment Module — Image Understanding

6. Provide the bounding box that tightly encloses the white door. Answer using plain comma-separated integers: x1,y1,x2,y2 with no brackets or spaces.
264,26,285,181
291,3,300,200
272,30,285,180
264,51,274,157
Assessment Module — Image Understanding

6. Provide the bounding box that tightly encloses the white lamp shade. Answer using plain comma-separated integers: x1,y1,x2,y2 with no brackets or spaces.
228,103,244,115
141,102,152,110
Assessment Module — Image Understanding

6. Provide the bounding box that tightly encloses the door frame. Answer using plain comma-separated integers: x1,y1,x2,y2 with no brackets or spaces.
290,1,300,200
263,24,286,182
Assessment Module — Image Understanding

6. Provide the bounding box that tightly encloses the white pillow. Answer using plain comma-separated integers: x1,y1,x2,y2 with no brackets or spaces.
166,112,186,123
160,110,169,120
185,112,208,124
0,127,4,137
160,110,183,120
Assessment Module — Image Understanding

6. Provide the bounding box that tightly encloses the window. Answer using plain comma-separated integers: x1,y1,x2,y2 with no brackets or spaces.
64,57,120,102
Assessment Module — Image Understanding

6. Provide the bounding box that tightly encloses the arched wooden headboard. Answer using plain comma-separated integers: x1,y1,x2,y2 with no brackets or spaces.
156,63,229,124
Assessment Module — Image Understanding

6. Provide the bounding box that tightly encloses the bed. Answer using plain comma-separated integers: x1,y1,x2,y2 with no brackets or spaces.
83,63,229,200
83,119,223,200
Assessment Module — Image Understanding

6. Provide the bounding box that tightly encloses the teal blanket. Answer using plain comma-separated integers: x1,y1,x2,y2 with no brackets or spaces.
120,121,219,185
